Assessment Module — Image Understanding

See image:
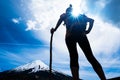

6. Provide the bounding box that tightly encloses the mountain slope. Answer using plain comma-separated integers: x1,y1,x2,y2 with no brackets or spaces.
0,60,78,80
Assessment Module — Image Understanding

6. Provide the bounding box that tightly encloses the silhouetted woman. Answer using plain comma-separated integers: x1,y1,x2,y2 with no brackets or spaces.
51,4,106,80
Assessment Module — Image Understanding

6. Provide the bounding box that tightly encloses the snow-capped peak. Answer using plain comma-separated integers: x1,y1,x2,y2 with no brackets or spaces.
14,60,49,72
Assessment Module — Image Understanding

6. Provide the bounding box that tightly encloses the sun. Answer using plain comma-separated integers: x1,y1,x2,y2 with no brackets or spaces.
72,6,80,17
71,0,81,17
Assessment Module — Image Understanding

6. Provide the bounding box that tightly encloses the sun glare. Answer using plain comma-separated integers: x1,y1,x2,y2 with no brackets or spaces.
72,6,80,17
71,0,81,17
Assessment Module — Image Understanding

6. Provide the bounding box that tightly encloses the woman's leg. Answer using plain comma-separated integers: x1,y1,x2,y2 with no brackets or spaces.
78,36,106,80
65,37,79,80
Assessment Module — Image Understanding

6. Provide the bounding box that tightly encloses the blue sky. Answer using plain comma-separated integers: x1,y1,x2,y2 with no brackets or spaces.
0,0,120,80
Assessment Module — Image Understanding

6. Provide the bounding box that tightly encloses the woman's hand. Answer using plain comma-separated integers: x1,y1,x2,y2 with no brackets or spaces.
50,28,56,34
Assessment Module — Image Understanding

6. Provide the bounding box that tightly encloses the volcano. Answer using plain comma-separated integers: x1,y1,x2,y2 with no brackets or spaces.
0,60,76,80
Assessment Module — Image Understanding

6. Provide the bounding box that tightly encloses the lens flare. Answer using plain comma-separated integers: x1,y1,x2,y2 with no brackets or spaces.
71,0,81,17
72,6,80,17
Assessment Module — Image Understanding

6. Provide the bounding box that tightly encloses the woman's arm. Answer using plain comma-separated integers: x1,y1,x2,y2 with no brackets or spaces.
51,14,65,34
86,18,94,34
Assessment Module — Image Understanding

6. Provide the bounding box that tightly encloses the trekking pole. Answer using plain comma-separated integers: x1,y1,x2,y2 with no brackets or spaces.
49,32,54,80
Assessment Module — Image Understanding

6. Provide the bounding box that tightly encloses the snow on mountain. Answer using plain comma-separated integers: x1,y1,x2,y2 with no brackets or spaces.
14,60,49,72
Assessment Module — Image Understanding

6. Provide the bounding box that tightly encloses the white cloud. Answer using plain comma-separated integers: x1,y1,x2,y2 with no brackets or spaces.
12,18,21,24
26,20,37,31
89,15,120,55
26,0,88,31
0,48,27,67
95,0,106,9
94,0,112,15
26,0,120,79
95,0,112,9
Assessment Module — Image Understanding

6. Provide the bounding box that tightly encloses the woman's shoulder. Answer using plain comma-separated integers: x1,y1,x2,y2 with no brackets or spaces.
60,13,67,20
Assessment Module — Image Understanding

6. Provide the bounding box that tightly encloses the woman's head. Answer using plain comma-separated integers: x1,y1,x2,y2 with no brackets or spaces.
66,4,73,14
